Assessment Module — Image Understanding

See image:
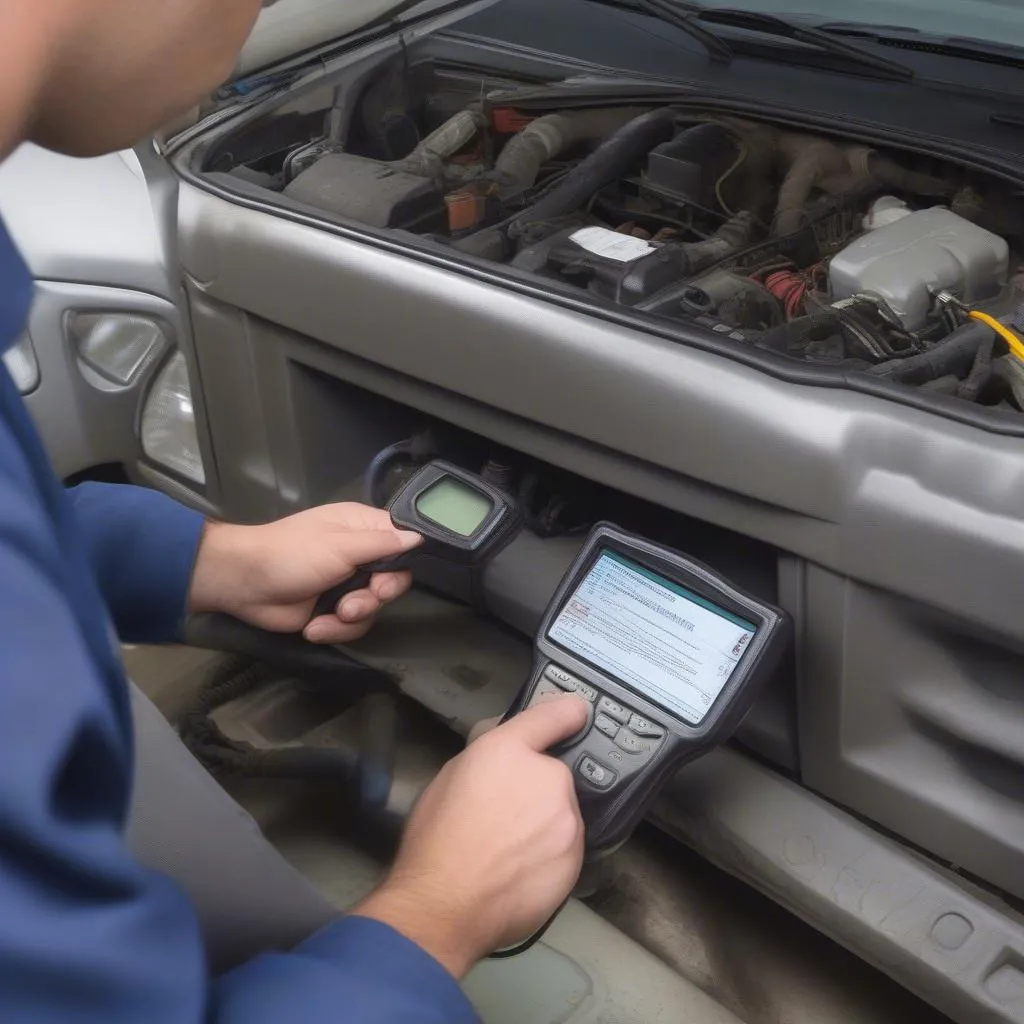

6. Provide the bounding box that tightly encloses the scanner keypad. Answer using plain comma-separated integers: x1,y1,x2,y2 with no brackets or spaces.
613,730,656,754
576,756,616,789
597,696,629,723
543,664,597,702
536,662,666,788
626,714,663,738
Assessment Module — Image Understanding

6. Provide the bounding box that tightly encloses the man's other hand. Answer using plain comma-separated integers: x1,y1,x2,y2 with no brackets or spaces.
189,504,421,643
353,696,589,978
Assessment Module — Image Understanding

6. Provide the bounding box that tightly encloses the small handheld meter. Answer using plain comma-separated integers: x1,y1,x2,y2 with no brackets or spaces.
312,461,522,619
505,522,792,855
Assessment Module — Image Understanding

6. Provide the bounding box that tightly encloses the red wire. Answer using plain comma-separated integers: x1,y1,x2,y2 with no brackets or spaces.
763,269,808,320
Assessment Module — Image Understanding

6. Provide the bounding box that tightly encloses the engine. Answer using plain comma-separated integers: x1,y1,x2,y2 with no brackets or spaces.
271,96,1024,412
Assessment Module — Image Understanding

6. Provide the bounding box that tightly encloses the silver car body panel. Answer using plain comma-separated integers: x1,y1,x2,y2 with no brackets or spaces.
172,148,1024,1017
0,146,180,479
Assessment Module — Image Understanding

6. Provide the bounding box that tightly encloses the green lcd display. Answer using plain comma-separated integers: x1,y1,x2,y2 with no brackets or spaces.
415,477,494,537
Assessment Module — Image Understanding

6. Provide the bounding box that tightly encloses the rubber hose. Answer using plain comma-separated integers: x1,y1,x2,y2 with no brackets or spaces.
364,438,417,507
492,107,647,190
868,320,995,384
868,155,953,198
682,211,758,272
507,109,678,238
774,140,857,236
757,307,889,363
393,108,489,183
956,332,995,402
772,142,952,237
451,161,587,259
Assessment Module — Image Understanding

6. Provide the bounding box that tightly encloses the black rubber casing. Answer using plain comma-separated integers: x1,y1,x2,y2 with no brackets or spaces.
504,522,793,855
311,461,523,620
385,460,523,564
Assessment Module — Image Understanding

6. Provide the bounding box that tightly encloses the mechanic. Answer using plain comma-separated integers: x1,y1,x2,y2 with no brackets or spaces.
0,2,589,1021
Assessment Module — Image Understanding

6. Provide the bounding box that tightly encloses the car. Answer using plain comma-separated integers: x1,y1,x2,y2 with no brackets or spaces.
5,2,1024,1022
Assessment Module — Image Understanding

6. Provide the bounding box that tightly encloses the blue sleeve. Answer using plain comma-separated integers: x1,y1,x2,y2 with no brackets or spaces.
0,397,480,1023
214,917,480,1024
0,420,207,1020
66,481,205,643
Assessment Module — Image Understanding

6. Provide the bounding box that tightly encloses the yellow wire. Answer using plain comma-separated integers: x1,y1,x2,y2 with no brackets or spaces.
968,310,1024,362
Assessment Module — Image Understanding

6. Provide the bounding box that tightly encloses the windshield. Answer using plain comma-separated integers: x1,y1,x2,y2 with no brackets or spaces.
671,1,1023,50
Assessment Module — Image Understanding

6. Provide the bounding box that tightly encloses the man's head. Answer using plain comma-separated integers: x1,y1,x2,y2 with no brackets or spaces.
1,0,265,158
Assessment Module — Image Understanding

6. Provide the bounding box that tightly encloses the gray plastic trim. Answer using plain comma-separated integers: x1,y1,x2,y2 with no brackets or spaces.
2,332,40,394
177,186,1024,645
468,899,746,1024
185,292,1024,900
21,282,177,479
353,590,1024,1024
654,749,1024,1024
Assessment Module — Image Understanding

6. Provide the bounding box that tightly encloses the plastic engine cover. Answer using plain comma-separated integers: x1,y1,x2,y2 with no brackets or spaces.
828,207,1009,330
284,153,443,230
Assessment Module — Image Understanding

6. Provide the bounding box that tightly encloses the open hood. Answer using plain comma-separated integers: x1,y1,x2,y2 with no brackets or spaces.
236,0,491,78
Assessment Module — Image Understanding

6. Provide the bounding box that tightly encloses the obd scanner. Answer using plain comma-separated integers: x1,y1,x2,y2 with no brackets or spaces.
312,460,523,620
505,523,792,857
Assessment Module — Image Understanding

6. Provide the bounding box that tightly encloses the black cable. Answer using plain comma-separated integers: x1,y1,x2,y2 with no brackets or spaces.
178,656,364,782
364,438,416,507
363,432,440,507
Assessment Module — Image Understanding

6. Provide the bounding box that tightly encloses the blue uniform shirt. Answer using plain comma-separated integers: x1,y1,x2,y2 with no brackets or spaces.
0,218,478,1023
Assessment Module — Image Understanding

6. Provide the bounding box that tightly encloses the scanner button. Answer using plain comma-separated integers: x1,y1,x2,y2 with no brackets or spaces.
529,679,565,707
545,665,580,690
545,665,598,703
594,713,620,738
572,681,598,703
627,714,665,738
577,756,616,790
597,697,630,723
614,729,656,754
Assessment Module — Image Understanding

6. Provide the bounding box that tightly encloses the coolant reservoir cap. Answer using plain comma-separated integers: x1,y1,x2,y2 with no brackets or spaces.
862,195,912,231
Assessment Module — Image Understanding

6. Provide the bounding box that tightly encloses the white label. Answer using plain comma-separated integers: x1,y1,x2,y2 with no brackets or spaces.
569,226,655,263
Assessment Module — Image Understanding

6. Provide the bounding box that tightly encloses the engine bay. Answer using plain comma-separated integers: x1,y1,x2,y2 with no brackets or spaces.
202,63,1024,416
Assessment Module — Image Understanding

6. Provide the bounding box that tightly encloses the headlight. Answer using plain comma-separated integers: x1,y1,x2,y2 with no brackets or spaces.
140,351,206,486
70,312,169,386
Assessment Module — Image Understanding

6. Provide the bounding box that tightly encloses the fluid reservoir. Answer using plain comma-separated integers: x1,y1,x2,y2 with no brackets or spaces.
862,195,911,231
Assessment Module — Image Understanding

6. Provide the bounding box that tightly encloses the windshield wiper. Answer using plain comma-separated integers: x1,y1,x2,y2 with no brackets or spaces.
629,0,734,64
683,5,915,81
602,2,915,80
817,22,1024,71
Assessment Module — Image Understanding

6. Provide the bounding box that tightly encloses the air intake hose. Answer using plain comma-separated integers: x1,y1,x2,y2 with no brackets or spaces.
491,107,648,191
507,108,678,238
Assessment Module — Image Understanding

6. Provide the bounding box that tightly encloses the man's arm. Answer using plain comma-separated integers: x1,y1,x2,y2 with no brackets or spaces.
66,483,422,645
1,464,479,1021
66,481,205,643
0,471,583,1021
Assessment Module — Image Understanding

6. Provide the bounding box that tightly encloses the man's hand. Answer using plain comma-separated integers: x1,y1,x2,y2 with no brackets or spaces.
189,504,422,643
353,696,589,978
